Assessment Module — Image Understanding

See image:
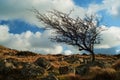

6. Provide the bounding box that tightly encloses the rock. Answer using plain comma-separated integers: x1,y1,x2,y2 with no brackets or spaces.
0,59,15,75
5,75,15,80
75,61,105,76
21,63,45,78
42,74,58,80
112,60,120,70
59,66,75,74
47,66,60,76
75,64,89,76
35,58,51,70
90,61,105,68
64,55,79,63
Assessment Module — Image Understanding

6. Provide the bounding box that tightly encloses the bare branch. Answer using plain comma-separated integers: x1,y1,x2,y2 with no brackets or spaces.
34,9,105,62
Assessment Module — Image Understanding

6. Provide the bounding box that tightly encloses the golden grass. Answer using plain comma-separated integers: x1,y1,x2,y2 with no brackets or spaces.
88,67,117,80
112,60,120,70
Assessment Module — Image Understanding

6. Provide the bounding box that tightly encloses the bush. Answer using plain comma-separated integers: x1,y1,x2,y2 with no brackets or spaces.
112,60,120,71
89,67,116,80
16,51,37,56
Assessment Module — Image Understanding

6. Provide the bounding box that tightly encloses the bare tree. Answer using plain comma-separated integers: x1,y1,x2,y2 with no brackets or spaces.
34,9,104,62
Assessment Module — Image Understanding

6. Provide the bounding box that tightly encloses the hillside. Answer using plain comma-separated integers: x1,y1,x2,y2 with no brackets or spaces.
0,45,120,80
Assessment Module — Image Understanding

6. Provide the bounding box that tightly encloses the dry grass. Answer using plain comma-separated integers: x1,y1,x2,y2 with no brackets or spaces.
112,60,120,70
57,74,83,80
51,61,69,68
88,67,117,80
1,45,120,80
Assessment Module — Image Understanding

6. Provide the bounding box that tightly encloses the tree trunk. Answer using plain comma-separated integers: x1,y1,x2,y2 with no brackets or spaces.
91,51,95,62
88,50,95,62
80,49,95,62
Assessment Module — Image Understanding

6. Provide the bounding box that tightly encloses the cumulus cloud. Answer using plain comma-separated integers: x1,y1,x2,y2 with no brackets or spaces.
64,50,72,55
0,25,63,54
0,0,120,54
63,26,120,54
0,0,120,26
0,0,87,26
0,24,120,54
88,0,120,17
0,25,9,41
103,0,120,16
95,26,120,48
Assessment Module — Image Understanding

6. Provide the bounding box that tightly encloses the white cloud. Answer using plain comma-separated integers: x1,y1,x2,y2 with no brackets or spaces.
1,0,120,54
0,25,120,54
103,0,120,16
87,3,104,15
0,25,63,54
0,25,9,41
0,0,87,26
64,50,72,55
96,26,120,48
81,0,120,17
0,0,120,26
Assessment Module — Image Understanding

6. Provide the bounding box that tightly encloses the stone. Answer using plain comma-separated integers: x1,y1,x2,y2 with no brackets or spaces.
64,55,79,63
35,58,51,70
0,59,15,75
75,61,105,76
59,66,75,74
21,63,45,78
42,74,58,80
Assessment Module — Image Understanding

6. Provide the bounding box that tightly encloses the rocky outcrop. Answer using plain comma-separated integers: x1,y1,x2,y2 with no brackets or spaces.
0,58,45,80
35,57,52,70
42,74,58,80
64,55,80,63
75,61,105,76
21,63,45,78
0,59,16,75
59,66,75,74
75,64,89,75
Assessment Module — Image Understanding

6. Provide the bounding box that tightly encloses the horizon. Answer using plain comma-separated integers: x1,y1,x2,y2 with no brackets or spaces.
0,0,120,55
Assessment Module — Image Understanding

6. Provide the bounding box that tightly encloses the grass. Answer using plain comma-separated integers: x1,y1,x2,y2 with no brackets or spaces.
1,45,120,80
112,60,120,70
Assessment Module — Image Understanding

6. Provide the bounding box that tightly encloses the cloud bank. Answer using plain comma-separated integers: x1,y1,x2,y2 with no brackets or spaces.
0,0,120,26
0,25,62,54
0,24,120,54
1,0,120,27
0,0,120,54
0,0,81,26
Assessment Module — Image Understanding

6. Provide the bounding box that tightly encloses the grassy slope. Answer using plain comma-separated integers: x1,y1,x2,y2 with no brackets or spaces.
0,45,120,80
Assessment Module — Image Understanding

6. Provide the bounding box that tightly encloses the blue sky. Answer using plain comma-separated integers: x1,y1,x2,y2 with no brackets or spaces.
0,0,120,55
74,0,103,7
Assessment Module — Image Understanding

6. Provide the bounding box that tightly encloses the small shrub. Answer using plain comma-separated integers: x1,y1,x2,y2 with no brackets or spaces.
58,74,82,80
16,51,37,56
90,67,116,80
112,60,120,71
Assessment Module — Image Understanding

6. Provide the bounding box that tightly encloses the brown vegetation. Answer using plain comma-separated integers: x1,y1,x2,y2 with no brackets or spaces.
0,45,120,80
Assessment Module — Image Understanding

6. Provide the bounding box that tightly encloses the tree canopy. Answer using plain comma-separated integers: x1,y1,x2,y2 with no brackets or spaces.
34,9,104,62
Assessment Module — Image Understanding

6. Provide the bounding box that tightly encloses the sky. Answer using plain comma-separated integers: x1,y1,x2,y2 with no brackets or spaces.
0,0,120,55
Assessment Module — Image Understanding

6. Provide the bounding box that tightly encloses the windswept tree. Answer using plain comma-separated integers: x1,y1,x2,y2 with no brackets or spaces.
34,9,104,62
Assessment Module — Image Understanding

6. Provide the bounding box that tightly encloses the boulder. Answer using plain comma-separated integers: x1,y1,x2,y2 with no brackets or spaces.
42,74,58,80
75,64,89,76
21,63,45,78
64,55,80,63
0,59,15,75
75,61,105,76
59,66,75,74
35,58,51,70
